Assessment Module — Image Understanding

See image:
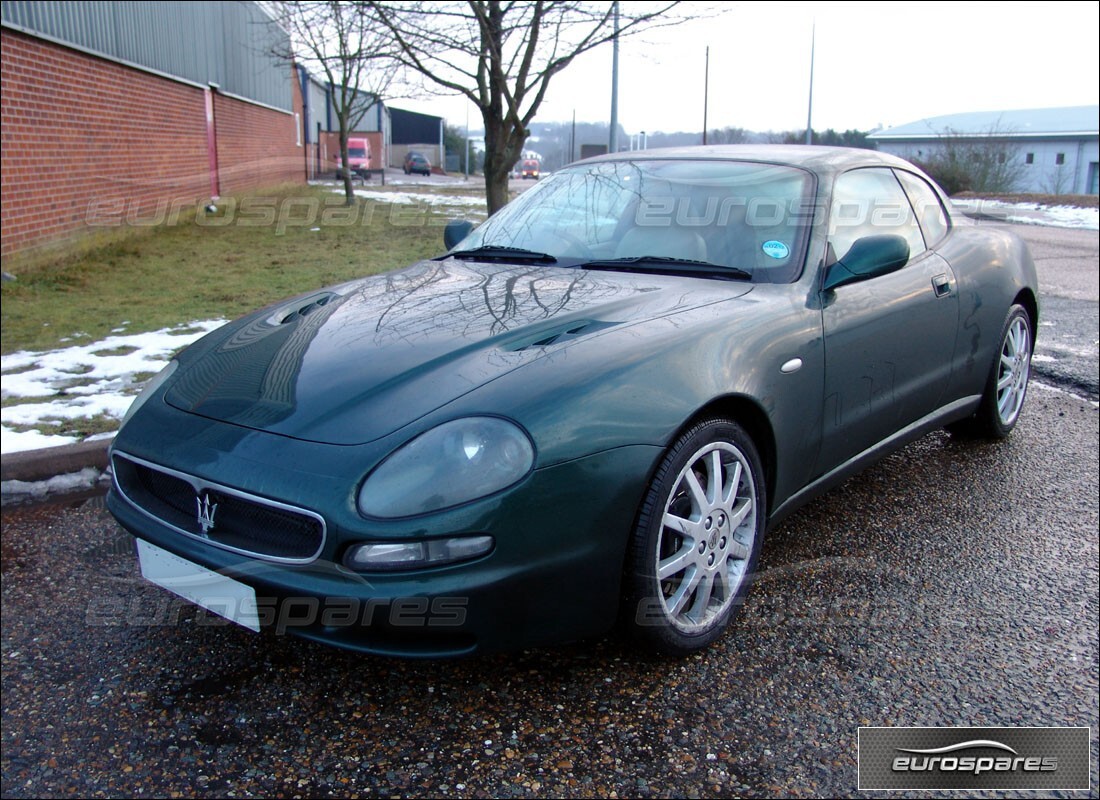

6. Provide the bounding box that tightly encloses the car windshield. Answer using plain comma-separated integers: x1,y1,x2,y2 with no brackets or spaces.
349,147,367,158
458,159,814,282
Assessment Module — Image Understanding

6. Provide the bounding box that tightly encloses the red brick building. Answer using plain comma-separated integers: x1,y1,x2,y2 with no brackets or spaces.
1,1,307,258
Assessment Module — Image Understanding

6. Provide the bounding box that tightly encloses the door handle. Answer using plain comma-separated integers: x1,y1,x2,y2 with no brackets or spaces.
932,274,953,297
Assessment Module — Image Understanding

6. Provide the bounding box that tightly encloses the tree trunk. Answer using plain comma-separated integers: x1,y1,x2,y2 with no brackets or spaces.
484,164,511,214
481,116,526,215
338,130,354,206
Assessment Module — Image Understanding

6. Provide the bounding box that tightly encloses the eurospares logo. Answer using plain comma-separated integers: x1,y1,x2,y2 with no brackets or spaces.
858,727,1090,790
893,738,1056,775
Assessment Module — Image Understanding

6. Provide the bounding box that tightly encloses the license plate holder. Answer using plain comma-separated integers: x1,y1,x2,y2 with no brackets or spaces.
136,539,260,632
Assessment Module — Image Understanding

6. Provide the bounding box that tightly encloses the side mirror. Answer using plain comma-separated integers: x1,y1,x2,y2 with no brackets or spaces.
444,219,475,250
823,234,910,291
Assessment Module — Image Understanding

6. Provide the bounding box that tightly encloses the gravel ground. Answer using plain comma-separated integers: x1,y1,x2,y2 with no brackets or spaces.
1009,225,1099,401
2,389,1097,798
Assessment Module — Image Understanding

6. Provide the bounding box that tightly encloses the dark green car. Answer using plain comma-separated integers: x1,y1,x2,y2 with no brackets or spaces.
107,146,1038,657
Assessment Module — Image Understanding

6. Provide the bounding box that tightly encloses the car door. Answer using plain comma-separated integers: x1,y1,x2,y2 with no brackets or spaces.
814,167,959,476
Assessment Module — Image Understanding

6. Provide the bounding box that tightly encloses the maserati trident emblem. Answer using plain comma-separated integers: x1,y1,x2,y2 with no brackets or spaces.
196,493,218,536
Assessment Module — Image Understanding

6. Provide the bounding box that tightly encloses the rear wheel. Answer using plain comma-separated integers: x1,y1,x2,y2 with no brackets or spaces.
948,304,1033,439
625,418,766,654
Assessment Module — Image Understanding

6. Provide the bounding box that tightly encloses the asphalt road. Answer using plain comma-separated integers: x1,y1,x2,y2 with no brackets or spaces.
2,223,1098,798
1002,224,1099,400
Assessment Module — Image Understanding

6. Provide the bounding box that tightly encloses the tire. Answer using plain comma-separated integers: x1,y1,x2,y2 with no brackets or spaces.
624,417,766,655
948,304,1032,439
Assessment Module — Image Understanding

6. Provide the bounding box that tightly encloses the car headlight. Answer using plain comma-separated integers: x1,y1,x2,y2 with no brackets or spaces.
357,417,535,518
119,360,178,431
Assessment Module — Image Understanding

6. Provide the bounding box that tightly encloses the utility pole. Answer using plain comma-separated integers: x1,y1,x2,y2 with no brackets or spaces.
702,46,710,145
805,21,815,145
464,103,470,179
570,109,576,163
609,1,620,153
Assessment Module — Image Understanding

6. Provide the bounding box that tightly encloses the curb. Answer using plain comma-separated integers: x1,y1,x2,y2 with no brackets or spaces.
1,438,112,484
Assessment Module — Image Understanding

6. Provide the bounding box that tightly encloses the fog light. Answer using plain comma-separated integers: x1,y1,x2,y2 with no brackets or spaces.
344,536,494,571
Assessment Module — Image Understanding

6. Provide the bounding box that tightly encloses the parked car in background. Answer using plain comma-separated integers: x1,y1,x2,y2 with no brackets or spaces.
403,152,431,176
334,137,372,179
108,146,1037,659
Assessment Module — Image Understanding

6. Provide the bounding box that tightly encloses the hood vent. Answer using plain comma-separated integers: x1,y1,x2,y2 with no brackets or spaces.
504,319,617,352
279,292,336,324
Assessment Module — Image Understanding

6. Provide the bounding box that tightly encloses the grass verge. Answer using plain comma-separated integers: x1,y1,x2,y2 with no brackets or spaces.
1,183,475,354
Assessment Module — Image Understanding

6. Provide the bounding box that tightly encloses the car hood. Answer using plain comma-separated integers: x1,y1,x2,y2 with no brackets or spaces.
165,259,751,445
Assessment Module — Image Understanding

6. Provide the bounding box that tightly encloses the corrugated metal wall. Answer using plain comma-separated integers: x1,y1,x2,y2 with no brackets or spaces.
1,0,291,110
305,74,330,138
301,74,387,136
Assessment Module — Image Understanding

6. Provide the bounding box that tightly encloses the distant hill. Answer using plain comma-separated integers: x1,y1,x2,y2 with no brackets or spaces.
464,122,875,170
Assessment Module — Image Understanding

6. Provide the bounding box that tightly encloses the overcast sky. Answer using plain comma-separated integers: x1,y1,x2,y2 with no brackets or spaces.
395,0,1100,135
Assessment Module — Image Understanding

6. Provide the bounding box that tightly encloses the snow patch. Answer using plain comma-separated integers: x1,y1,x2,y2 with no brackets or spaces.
1,467,108,506
954,198,1098,230
1,319,226,454
338,189,487,208
1,427,80,453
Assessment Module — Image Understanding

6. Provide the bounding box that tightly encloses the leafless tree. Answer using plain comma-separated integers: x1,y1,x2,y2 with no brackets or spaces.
269,1,401,204
924,123,1026,193
707,126,748,145
365,1,685,214
1042,163,1071,195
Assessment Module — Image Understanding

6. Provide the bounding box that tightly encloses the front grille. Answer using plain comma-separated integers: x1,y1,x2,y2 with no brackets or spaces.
112,452,325,563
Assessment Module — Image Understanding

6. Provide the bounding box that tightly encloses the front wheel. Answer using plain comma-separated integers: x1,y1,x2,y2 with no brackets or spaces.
624,418,766,655
948,304,1033,439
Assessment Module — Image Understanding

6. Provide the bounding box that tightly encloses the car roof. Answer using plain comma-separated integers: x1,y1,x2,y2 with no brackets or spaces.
574,144,918,179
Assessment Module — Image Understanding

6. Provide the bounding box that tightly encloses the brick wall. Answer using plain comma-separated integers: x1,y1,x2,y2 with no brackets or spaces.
0,29,305,258
213,83,304,196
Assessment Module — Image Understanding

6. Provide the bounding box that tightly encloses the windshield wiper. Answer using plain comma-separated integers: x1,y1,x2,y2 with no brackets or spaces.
578,255,751,281
439,245,557,264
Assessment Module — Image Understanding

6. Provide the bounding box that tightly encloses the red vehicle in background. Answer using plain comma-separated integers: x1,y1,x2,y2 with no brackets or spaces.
335,137,372,179
521,159,541,180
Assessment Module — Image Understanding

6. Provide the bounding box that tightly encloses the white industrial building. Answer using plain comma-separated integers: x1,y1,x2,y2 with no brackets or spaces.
869,105,1099,195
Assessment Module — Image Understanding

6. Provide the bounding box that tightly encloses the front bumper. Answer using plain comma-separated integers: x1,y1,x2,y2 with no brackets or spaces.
107,403,661,657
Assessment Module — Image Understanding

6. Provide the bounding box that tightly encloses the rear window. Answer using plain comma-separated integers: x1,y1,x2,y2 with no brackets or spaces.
894,170,950,246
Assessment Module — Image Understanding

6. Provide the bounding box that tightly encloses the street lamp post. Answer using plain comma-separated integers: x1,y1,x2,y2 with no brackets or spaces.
702,46,709,145
609,1,620,153
805,22,815,145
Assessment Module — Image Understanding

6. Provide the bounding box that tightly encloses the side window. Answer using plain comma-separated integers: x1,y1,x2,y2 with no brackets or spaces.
828,168,925,265
894,170,950,246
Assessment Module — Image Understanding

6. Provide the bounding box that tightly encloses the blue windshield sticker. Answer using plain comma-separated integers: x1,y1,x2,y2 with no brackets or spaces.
762,240,790,259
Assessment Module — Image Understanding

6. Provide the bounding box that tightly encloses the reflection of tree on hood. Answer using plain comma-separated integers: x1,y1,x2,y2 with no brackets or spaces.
169,293,347,428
